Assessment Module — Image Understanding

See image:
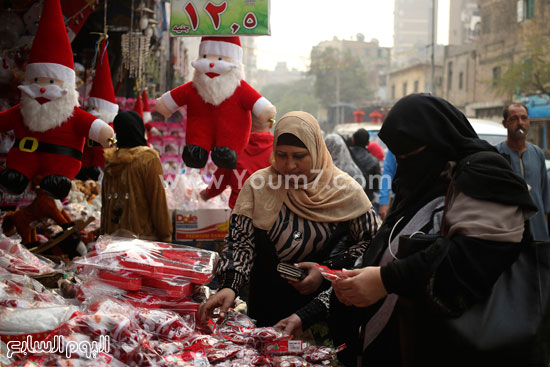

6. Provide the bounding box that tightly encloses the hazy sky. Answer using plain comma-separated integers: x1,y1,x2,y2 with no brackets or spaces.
255,0,450,71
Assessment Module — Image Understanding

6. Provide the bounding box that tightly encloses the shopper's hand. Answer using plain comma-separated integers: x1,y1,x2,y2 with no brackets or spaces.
332,267,387,307
198,288,236,323
273,313,303,338
378,205,389,220
288,262,323,295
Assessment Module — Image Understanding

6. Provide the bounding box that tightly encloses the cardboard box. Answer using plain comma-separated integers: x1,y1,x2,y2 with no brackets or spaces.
174,208,230,241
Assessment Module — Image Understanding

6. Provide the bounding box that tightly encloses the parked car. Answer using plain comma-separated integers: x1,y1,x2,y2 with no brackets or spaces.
332,118,507,155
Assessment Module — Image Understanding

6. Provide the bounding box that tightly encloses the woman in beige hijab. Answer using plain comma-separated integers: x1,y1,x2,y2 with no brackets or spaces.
198,111,379,330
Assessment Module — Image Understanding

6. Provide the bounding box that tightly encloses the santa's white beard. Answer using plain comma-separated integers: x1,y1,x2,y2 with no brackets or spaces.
20,87,79,132
192,65,244,106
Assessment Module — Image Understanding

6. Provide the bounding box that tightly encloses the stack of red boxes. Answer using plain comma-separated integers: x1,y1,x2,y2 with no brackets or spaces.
76,236,219,316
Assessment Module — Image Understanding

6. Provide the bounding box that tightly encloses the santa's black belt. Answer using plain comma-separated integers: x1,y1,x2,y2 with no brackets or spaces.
15,138,82,160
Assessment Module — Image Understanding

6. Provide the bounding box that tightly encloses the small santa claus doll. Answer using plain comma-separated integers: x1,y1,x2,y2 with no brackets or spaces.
0,0,114,199
77,38,119,181
155,36,276,169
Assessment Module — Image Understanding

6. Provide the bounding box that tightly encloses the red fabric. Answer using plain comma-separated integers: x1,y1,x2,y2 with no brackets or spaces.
61,0,97,42
81,143,105,169
144,122,154,132
201,36,241,47
29,0,74,71
89,39,116,105
367,141,384,161
169,81,262,155
142,90,150,112
353,109,365,122
0,105,97,179
133,94,144,119
205,131,273,208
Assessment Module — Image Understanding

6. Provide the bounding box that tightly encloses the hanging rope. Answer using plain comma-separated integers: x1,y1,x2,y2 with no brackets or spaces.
90,0,109,70
103,0,108,36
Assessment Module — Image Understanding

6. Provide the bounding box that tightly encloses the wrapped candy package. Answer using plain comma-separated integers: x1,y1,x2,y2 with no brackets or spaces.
0,236,56,275
76,236,219,286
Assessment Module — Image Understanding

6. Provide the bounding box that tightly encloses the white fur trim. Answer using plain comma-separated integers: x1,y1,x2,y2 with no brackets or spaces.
87,97,119,113
89,119,108,144
161,91,179,113
143,111,152,123
26,63,75,87
199,40,243,62
252,97,270,116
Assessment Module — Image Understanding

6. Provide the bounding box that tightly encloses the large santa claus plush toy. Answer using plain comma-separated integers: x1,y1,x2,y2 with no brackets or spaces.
77,38,119,181
0,0,114,199
155,36,276,169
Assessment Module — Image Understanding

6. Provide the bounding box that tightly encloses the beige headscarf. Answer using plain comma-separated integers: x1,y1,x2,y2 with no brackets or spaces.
232,111,372,230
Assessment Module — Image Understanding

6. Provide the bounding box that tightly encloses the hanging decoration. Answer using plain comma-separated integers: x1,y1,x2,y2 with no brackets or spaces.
121,33,150,80
61,0,100,42
121,0,151,81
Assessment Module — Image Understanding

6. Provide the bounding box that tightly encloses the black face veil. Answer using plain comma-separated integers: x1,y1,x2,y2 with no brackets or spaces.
378,94,534,222
379,93,494,160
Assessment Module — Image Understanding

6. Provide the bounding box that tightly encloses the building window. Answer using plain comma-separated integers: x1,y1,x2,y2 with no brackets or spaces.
517,0,535,22
492,66,501,87
403,82,408,96
391,84,395,99
459,72,464,90
414,80,419,93
447,62,453,91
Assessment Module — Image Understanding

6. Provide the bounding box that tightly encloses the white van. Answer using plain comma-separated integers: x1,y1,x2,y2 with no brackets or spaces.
332,118,507,153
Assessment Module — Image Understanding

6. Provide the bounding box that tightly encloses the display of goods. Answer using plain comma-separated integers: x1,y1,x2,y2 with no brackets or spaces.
0,237,56,275
135,309,195,340
76,236,219,285
98,270,142,291
141,276,195,298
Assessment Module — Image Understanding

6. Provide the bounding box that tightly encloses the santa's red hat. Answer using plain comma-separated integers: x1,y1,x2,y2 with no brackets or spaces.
199,36,242,63
26,0,75,86
133,93,144,119
142,90,152,123
88,39,119,118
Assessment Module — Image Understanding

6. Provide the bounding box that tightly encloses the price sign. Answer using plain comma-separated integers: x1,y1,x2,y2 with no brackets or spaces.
170,0,270,36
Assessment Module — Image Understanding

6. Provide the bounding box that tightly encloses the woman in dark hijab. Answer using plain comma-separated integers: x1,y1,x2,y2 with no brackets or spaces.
113,111,148,148
101,111,172,241
326,94,537,366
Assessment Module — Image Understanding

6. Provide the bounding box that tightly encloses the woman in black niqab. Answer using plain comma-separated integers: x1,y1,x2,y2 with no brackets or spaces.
329,94,536,367
377,93,534,237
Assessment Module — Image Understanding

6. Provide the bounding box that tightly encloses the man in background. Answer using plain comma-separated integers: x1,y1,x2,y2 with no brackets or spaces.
349,128,381,203
495,102,550,240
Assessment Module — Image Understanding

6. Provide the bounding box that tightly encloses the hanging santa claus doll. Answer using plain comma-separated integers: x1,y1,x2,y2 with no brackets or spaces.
77,37,119,181
0,0,114,199
155,36,276,169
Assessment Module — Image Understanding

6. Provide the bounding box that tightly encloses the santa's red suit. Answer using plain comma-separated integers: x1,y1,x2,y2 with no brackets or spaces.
164,80,264,156
0,105,98,180
204,130,273,209
81,140,105,169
